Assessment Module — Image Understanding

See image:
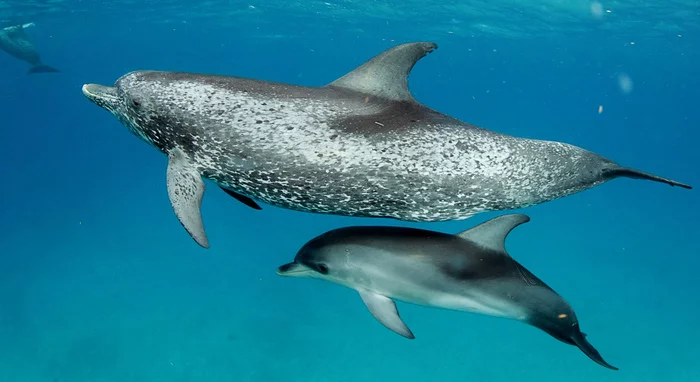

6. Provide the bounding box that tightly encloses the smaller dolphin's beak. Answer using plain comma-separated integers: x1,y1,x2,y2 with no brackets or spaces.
276,262,312,277
82,84,119,110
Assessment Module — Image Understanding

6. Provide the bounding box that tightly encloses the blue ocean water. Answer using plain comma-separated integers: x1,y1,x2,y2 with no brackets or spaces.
1,1,699,381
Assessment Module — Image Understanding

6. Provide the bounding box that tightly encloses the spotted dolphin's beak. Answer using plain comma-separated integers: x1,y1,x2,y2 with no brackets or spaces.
82,84,120,111
276,262,312,277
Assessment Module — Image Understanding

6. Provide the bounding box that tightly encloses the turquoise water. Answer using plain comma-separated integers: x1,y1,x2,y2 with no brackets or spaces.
1,1,699,381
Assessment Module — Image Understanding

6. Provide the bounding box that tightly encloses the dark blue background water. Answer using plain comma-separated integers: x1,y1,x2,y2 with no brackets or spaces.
1,3,698,381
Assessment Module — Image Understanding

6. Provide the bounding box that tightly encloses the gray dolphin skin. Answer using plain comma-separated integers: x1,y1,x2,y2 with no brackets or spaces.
81,42,691,248
277,214,618,370
0,23,59,74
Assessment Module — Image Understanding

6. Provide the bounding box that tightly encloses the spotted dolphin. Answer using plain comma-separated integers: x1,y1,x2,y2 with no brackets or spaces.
0,23,59,74
277,214,618,370
81,42,691,248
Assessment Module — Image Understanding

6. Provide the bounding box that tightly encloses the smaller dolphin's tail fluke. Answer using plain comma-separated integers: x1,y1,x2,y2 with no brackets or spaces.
570,330,618,371
28,64,60,74
608,166,692,189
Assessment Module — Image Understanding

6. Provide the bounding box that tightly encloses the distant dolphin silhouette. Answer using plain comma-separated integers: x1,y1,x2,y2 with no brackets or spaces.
82,42,691,248
0,23,59,74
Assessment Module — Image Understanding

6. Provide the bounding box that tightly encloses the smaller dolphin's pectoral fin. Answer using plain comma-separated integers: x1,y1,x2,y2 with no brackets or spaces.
167,147,210,248
328,42,437,102
456,214,531,253
358,289,414,339
219,187,262,210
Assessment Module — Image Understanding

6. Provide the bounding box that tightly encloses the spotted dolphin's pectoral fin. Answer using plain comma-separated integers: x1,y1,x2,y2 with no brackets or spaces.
456,214,531,253
358,289,415,339
327,42,437,102
167,147,209,248
219,187,262,210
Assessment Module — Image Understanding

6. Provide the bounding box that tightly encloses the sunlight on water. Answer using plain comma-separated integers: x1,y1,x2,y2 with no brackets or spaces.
1,0,699,38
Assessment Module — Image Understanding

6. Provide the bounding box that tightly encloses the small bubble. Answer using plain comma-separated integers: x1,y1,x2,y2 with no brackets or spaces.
598,105,604,114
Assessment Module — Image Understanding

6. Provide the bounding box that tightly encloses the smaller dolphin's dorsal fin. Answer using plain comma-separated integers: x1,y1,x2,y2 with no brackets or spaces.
456,214,531,253
327,42,437,102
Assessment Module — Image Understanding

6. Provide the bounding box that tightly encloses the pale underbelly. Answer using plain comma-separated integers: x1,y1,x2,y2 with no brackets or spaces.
410,292,527,320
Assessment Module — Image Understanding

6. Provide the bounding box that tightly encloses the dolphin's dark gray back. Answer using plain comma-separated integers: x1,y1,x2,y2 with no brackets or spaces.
314,222,547,290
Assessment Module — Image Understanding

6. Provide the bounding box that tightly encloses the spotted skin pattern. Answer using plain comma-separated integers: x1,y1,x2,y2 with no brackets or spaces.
82,42,689,227
98,71,613,222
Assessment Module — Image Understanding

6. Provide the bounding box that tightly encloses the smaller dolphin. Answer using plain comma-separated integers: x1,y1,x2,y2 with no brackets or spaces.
0,23,59,74
277,214,618,370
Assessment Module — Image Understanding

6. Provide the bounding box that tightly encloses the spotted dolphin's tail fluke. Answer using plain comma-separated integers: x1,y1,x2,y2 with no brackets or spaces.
608,167,692,189
28,64,59,74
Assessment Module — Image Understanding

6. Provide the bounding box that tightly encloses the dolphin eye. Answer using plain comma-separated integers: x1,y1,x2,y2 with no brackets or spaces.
317,264,329,274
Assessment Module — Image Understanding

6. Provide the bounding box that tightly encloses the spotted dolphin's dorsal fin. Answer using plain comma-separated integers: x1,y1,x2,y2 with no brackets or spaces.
456,214,531,253
327,42,437,102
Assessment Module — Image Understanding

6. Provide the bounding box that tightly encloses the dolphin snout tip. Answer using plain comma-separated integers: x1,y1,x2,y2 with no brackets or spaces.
276,263,294,276
81,83,101,98
81,84,99,100
276,262,309,277
81,84,119,107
